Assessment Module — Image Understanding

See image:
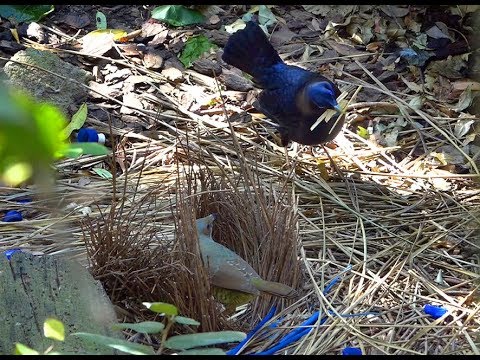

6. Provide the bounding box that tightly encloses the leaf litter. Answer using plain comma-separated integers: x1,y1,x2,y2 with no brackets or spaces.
0,4,479,355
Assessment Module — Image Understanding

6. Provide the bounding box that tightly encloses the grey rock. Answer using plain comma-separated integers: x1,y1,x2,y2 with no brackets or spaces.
3,48,91,114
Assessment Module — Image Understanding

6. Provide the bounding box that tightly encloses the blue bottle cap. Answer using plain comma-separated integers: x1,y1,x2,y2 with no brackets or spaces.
77,128,99,142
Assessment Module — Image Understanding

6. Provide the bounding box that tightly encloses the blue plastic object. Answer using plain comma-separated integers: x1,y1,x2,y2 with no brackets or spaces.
77,128,99,142
342,347,362,355
253,311,327,355
424,304,447,319
227,306,277,355
2,210,23,222
17,198,32,204
4,248,23,260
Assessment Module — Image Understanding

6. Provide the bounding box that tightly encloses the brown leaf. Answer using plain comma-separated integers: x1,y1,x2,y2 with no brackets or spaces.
303,5,356,18
81,32,115,56
326,39,366,56
425,24,453,41
141,20,168,38
379,5,410,18
162,67,183,83
121,93,144,114
148,30,169,47
143,48,166,69
270,25,297,47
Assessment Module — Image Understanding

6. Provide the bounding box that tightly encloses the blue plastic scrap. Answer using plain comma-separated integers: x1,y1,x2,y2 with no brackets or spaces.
342,347,362,355
2,210,23,222
230,265,358,355
226,306,277,355
4,248,23,260
424,304,448,319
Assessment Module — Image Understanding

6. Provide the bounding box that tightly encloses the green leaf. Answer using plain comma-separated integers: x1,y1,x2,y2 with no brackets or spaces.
44,318,65,341
143,302,178,316
0,84,68,186
178,348,226,355
14,343,39,355
0,5,54,23
179,35,215,68
112,321,165,334
69,143,110,157
356,126,369,139
164,331,246,350
174,316,200,326
72,333,155,355
96,11,107,30
258,5,276,27
151,5,205,27
92,167,113,179
61,103,88,140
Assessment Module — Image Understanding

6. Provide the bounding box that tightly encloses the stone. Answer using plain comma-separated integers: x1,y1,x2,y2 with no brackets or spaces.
3,48,91,114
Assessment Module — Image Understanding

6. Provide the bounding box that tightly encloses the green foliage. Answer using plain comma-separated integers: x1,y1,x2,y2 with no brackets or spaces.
44,318,65,342
61,103,87,140
111,321,165,334
173,316,201,326
257,5,276,27
91,167,113,179
0,5,54,23
143,301,179,316
178,348,227,355
151,5,205,27
14,343,39,355
71,333,156,355
179,35,215,68
0,84,68,186
0,85,110,185
96,11,107,30
164,331,247,350
11,302,245,355
61,143,111,159
356,125,369,139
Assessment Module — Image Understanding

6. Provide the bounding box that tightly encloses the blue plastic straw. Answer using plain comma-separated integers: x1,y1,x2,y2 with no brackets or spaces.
226,306,277,355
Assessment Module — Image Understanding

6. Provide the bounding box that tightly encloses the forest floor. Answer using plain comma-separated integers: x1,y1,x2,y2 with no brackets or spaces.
0,5,479,355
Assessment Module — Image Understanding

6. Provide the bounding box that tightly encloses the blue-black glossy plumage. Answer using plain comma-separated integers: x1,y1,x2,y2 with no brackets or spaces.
222,21,343,146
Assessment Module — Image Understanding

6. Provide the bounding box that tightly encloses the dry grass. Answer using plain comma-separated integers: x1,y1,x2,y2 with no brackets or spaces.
1,24,479,355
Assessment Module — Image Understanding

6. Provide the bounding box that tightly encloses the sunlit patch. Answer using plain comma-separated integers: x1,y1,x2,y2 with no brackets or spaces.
2,162,32,186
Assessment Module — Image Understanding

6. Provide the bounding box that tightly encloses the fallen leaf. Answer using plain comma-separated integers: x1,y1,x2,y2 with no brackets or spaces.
151,5,205,27
162,67,183,82
400,75,423,93
258,5,276,27
454,86,473,112
425,24,452,41
428,55,467,79
82,29,127,56
225,19,246,34
326,39,366,56
408,95,424,110
303,5,356,18
270,25,297,46
96,11,107,30
454,119,475,138
430,174,451,191
452,80,480,94
179,35,215,68
209,15,220,25
379,5,410,18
